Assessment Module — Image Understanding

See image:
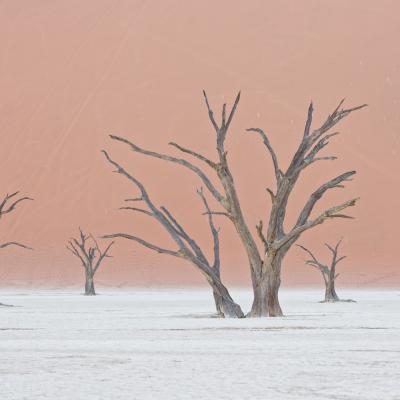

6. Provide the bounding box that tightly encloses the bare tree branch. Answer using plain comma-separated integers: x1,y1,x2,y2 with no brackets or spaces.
202,90,220,133
295,171,356,229
67,241,86,267
119,206,153,216
256,220,268,253
225,91,241,132
203,91,241,152
102,150,190,252
202,211,232,219
102,233,179,257
310,101,367,145
0,192,33,219
336,255,347,264
197,187,220,271
0,242,33,250
108,135,226,207
160,206,209,265
296,244,327,272
304,132,340,162
286,101,367,177
303,102,313,138
275,198,359,250
93,241,114,273
125,197,143,202
266,188,276,203
246,128,281,183
169,142,217,169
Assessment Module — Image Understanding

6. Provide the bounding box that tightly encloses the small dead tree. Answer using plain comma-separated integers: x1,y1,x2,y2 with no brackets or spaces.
66,229,114,295
105,93,365,317
0,192,33,250
0,191,33,306
297,239,354,302
101,150,244,318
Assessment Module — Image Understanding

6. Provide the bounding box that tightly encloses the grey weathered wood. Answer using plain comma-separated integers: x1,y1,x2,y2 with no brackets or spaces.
297,239,354,302
101,151,244,318
66,229,114,296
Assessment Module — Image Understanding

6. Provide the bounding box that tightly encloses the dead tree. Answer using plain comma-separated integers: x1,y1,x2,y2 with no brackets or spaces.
0,192,33,306
66,229,114,295
297,239,353,302
0,192,33,250
101,150,244,318
105,93,365,317
246,100,364,315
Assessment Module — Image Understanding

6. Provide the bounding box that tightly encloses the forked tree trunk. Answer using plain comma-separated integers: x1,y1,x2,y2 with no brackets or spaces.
85,271,96,296
249,252,283,317
324,278,339,302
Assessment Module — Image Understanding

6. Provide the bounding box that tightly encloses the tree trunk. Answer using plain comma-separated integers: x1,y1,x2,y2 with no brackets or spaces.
249,252,283,317
212,288,224,317
85,271,96,296
209,279,244,318
324,278,339,302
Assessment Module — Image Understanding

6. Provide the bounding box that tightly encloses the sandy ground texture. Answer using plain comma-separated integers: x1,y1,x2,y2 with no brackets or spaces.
0,288,399,400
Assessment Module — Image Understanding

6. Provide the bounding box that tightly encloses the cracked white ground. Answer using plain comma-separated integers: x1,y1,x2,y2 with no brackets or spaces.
1,288,399,399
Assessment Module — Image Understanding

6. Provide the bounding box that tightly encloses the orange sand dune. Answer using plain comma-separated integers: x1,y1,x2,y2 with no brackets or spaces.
0,0,399,287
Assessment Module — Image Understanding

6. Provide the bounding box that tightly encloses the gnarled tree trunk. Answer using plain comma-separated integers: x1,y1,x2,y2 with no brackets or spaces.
212,288,223,316
324,278,339,302
208,276,244,318
85,271,96,296
250,252,283,317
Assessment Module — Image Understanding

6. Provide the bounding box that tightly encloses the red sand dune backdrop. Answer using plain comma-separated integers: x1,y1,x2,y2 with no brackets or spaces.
0,0,399,287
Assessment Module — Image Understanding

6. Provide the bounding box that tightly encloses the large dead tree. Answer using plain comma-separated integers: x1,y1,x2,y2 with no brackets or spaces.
246,100,364,315
297,239,354,302
101,150,244,318
0,192,33,251
106,92,365,317
67,229,114,295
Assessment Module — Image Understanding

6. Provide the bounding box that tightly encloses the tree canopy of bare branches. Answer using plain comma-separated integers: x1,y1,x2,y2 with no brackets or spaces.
67,229,114,295
104,91,365,317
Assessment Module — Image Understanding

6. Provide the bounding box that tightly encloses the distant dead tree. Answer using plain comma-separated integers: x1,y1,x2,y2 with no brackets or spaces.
104,92,365,317
297,239,354,302
0,192,33,306
0,191,33,251
101,151,244,318
67,229,114,296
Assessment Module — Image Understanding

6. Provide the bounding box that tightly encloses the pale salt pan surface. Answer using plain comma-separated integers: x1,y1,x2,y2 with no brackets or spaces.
1,288,399,399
